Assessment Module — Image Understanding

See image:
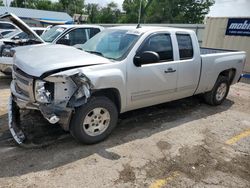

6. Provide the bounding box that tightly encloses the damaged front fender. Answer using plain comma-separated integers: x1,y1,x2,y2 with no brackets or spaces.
38,71,93,129
44,70,93,107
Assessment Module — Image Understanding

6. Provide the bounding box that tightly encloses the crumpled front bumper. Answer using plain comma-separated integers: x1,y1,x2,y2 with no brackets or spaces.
8,96,25,145
9,81,73,146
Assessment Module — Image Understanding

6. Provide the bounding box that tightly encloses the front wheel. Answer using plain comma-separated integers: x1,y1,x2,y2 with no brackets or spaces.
203,76,230,106
70,96,118,144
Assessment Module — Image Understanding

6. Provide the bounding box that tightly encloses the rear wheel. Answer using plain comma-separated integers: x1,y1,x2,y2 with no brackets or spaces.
70,96,118,144
204,76,230,106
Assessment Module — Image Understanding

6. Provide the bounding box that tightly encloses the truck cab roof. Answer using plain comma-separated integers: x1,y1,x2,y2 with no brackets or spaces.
108,25,194,35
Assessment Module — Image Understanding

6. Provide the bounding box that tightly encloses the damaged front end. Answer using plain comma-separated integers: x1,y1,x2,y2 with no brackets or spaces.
9,67,92,146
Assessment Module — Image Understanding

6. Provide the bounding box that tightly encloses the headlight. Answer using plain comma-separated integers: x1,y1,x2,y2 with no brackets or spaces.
35,80,51,103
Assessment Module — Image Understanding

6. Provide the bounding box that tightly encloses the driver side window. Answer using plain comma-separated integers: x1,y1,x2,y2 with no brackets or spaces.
139,33,173,62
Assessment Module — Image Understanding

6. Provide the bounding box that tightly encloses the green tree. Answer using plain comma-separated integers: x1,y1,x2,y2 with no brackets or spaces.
52,2,64,12
122,0,146,23
98,2,121,23
34,0,53,11
11,0,26,7
122,0,214,24
85,3,100,23
146,0,214,23
59,0,84,15
0,0,4,6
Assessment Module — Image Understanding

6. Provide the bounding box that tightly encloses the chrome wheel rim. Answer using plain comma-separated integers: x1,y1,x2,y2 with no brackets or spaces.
216,83,227,101
83,107,111,136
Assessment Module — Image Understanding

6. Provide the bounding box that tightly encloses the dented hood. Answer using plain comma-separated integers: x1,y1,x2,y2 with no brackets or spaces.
0,13,45,43
14,44,112,77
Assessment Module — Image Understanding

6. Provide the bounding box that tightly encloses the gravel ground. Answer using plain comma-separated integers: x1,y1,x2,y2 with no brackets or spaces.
0,77,249,188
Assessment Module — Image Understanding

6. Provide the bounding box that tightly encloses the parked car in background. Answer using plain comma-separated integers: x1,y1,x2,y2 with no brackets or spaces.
0,20,18,31
0,13,104,74
0,27,45,42
0,21,18,40
8,26,246,145
0,27,46,74
0,29,15,38
40,24,103,46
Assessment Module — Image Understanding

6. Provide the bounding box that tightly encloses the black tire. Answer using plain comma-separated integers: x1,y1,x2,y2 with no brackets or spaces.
204,76,230,106
70,96,118,144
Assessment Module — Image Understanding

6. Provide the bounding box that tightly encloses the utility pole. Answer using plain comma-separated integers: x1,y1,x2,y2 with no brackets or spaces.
137,0,154,28
137,0,142,28
5,0,8,7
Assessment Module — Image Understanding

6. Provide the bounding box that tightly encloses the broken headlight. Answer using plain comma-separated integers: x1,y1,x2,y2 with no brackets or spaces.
34,80,52,103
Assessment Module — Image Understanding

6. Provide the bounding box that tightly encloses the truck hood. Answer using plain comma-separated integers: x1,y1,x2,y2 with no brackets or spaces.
0,13,45,43
14,44,112,77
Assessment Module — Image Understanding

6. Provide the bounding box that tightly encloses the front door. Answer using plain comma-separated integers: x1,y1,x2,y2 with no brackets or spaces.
127,33,178,110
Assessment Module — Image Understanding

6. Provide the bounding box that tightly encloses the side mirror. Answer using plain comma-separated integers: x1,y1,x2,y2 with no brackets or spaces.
134,51,160,67
57,38,70,45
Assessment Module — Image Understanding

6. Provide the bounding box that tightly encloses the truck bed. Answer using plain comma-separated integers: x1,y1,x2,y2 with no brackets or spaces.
200,47,236,55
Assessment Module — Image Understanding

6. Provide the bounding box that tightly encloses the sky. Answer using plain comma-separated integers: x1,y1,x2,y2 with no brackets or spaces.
3,0,250,17
207,0,250,17
85,0,123,9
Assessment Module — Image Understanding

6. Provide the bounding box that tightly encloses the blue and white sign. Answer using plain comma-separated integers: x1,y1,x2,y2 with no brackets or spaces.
225,18,250,36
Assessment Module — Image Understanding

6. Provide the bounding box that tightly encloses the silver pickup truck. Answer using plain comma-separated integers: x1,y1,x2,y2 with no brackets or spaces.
9,26,246,145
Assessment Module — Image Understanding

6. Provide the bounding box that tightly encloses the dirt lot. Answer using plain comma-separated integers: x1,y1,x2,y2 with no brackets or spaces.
0,76,250,188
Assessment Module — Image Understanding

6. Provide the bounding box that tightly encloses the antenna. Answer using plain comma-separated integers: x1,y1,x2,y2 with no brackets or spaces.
137,0,143,29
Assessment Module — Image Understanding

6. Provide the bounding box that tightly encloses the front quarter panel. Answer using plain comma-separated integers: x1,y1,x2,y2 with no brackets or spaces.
82,67,127,112
45,63,127,112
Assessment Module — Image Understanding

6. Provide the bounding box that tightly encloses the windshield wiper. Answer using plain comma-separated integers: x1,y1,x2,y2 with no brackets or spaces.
84,50,116,61
85,50,104,57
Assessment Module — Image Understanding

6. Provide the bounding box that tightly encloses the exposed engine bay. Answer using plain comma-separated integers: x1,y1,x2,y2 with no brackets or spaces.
0,39,42,57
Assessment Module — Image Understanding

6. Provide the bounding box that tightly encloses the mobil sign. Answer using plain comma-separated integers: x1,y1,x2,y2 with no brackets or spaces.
225,18,250,36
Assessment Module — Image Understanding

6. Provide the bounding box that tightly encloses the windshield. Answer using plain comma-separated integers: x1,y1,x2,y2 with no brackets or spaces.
41,26,66,42
3,30,19,38
79,29,140,60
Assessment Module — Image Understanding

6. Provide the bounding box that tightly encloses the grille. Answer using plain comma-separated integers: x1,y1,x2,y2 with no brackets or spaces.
13,66,35,102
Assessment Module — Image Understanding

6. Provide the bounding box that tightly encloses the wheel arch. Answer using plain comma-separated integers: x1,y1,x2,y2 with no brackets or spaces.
218,68,236,85
92,88,121,113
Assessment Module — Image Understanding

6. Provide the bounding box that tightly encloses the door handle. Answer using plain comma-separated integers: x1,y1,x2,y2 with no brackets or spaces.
164,67,176,73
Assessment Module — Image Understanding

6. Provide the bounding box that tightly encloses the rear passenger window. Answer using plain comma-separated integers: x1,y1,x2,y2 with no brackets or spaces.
139,33,173,62
176,34,193,60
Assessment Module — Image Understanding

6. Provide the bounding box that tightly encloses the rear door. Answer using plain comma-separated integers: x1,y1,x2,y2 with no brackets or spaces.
127,32,178,110
175,33,201,97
